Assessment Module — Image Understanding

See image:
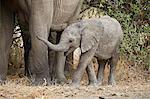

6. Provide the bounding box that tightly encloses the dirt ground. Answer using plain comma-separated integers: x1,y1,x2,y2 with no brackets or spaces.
0,58,150,99
0,77,150,99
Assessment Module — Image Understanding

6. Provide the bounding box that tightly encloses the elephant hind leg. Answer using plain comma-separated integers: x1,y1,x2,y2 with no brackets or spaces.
0,0,14,83
97,59,107,85
17,9,31,77
22,31,31,77
18,18,32,77
108,51,119,85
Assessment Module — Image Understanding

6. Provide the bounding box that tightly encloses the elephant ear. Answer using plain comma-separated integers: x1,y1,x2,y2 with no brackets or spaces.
81,23,103,53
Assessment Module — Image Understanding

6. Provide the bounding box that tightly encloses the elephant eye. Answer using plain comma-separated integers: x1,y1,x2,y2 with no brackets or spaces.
69,38,75,43
69,39,73,43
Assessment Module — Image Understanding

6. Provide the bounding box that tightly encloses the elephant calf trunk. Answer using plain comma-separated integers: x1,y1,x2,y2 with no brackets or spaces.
37,36,66,52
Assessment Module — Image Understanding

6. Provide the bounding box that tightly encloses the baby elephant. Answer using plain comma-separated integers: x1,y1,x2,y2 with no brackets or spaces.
37,16,123,86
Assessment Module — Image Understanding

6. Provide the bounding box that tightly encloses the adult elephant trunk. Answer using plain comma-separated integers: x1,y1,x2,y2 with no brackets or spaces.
37,36,66,52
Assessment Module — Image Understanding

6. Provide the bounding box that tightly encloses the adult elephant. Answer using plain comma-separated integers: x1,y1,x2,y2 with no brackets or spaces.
0,0,53,85
0,0,84,85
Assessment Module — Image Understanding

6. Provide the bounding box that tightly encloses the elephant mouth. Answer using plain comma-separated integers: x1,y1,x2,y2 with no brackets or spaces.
64,47,75,56
64,51,68,56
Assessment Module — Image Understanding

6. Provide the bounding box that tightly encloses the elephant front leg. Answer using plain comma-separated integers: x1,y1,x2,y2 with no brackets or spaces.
28,0,53,85
72,45,97,87
0,49,8,84
54,31,66,84
28,37,50,85
86,62,97,86
0,36,12,84
55,52,67,83
0,1,13,84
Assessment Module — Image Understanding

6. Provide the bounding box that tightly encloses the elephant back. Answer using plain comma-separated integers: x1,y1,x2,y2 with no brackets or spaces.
95,16,123,59
53,0,80,25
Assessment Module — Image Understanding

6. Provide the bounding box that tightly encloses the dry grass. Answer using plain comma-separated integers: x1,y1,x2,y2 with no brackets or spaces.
0,77,150,99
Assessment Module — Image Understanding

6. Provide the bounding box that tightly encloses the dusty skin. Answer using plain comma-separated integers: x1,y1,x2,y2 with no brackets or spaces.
0,59,150,99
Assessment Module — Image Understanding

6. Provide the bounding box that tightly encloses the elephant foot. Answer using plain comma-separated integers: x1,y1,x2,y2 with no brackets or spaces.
31,74,51,86
56,77,67,84
89,78,98,86
97,79,103,86
108,79,116,85
88,81,98,87
32,78,51,86
0,76,6,85
70,81,80,88
0,80,6,85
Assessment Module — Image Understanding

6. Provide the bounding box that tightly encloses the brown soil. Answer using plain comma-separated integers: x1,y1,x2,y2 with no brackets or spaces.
0,78,149,99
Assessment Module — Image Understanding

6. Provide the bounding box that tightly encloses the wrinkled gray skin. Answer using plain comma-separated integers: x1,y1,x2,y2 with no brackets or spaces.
49,0,84,83
0,0,53,85
0,0,84,85
37,16,123,86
